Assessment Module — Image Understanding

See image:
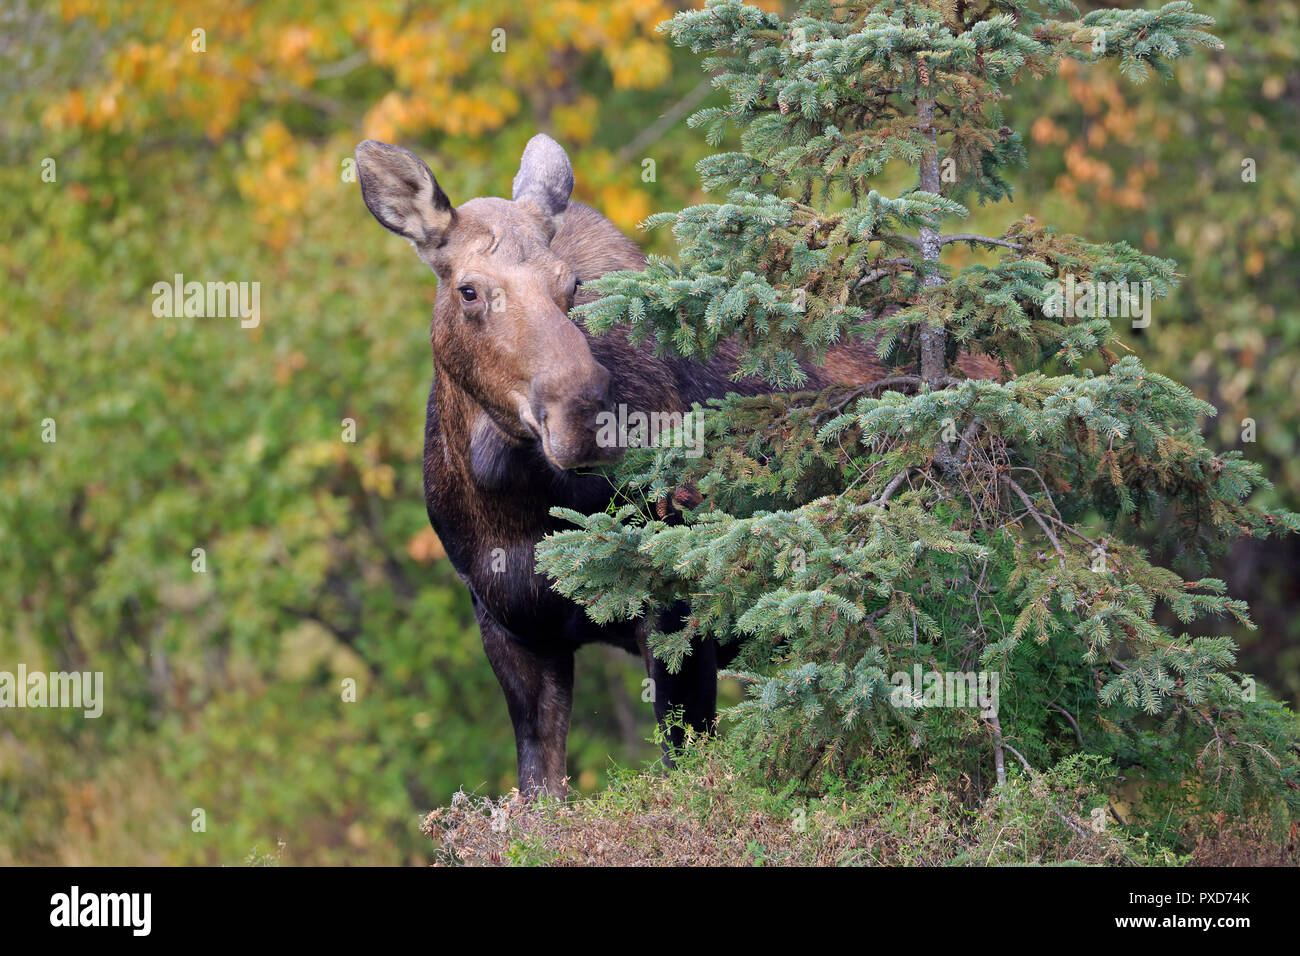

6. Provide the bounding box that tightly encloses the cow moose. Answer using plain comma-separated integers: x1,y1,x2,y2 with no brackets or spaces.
354,134,959,797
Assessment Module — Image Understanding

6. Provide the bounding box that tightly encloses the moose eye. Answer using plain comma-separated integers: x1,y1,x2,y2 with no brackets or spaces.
457,285,477,303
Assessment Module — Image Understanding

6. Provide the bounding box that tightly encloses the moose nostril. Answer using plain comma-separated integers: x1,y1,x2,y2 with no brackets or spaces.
586,374,612,409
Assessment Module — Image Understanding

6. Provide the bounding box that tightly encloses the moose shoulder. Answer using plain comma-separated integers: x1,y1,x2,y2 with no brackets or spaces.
355,134,987,798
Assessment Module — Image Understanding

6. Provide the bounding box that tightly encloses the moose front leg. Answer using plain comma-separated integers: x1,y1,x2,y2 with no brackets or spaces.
477,610,574,798
642,603,719,764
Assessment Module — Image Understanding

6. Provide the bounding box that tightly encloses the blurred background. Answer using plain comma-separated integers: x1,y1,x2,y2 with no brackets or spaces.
1,0,1296,864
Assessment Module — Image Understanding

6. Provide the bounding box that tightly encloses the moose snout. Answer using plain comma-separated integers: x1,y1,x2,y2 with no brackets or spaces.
528,364,620,470
536,381,609,422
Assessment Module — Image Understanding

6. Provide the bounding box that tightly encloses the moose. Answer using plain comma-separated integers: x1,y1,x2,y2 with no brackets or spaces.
355,134,979,797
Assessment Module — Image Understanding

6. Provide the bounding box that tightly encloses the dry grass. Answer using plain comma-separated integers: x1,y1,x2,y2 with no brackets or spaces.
421,747,1162,867
1188,819,1299,866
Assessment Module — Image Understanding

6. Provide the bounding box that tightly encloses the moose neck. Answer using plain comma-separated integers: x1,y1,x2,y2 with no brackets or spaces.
429,361,526,493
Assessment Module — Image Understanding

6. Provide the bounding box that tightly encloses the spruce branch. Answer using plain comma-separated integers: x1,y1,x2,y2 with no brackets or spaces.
538,0,1300,820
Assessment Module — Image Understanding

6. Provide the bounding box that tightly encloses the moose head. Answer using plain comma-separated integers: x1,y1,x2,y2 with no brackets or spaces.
355,135,618,471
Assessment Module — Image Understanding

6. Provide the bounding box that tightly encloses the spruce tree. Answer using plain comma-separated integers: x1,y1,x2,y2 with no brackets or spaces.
536,0,1300,821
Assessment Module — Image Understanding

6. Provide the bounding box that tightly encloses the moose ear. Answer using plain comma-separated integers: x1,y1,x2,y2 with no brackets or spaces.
511,134,573,235
354,140,455,246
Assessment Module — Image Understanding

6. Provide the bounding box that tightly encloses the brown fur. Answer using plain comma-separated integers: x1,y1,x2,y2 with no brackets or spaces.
357,136,993,797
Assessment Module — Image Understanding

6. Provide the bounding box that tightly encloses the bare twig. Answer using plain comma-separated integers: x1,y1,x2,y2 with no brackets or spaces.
997,735,1092,842
1002,475,1068,568
854,257,917,287
618,77,716,163
1049,702,1085,746
873,467,915,506
940,233,1025,251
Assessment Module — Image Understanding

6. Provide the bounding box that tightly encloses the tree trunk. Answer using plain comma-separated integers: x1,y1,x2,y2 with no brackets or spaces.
917,97,945,386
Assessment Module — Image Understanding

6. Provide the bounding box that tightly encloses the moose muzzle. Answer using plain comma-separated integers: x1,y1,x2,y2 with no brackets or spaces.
522,360,619,471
